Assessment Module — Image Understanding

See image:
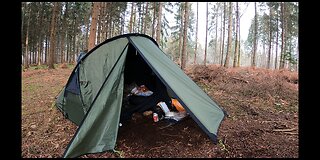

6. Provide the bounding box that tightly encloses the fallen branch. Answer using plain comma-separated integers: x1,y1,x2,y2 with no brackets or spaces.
272,128,297,132
284,132,298,135
232,77,249,83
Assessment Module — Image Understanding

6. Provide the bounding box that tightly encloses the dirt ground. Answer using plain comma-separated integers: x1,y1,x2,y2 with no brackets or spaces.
21,64,298,158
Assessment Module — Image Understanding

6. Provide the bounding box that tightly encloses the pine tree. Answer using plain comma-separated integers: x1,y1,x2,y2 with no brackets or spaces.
251,2,258,68
204,2,208,65
48,2,59,69
224,2,232,67
88,2,100,50
181,2,189,69
194,2,198,64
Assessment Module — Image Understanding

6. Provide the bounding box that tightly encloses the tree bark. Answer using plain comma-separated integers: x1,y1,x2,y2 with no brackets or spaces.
178,4,183,66
181,2,189,69
44,35,47,65
129,2,134,33
37,2,44,66
204,2,208,66
102,3,108,40
280,2,286,69
237,7,241,67
143,2,149,34
152,2,156,38
97,3,102,44
133,4,136,33
220,2,226,66
194,2,198,64
24,3,30,69
267,6,273,69
88,2,100,50
233,2,239,68
139,3,143,33
224,2,232,67
215,4,219,65
252,2,258,68
156,2,162,44
84,4,91,49
48,2,59,69
60,2,68,63
275,8,279,70
72,13,78,64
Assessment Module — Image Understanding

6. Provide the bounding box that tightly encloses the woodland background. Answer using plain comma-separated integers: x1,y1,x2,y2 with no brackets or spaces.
21,2,298,71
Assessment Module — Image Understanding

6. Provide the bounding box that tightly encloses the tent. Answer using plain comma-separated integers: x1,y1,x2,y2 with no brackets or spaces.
55,33,225,158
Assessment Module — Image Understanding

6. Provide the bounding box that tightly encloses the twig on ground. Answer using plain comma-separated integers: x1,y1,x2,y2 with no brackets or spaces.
284,132,298,135
272,128,297,132
231,77,249,83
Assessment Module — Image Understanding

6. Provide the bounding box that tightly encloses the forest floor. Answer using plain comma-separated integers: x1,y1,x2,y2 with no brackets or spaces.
21,64,298,158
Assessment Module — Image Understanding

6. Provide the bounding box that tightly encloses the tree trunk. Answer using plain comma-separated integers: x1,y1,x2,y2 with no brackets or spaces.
21,3,25,60
24,4,30,69
151,2,157,38
37,2,44,66
99,2,105,41
48,2,59,69
156,2,162,44
263,43,266,67
220,2,226,66
233,2,239,68
88,2,100,50
121,7,126,34
275,9,279,70
139,3,143,33
44,35,48,65
204,2,208,66
133,5,136,33
129,2,134,33
143,2,149,34
178,4,183,66
60,2,68,63
31,46,34,65
152,2,156,38
73,22,77,64
66,33,69,63
224,2,232,67
252,2,258,68
215,4,219,65
97,3,102,44
237,9,241,67
280,2,286,69
102,3,108,40
84,4,91,49
107,11,111,39
141,3,145,33
194,2,198,64
24,29,29,68
181,2,189,69
72,14,78,64
267,6,273,69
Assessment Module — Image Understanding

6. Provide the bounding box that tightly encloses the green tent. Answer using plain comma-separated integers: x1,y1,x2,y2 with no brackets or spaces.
55,33,225,158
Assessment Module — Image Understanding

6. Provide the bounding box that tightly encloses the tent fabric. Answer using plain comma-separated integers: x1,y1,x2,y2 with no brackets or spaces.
63,45,128,158
55,33,225,158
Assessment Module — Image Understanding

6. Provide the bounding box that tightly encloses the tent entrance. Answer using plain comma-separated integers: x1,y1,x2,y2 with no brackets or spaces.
120,44,174,123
